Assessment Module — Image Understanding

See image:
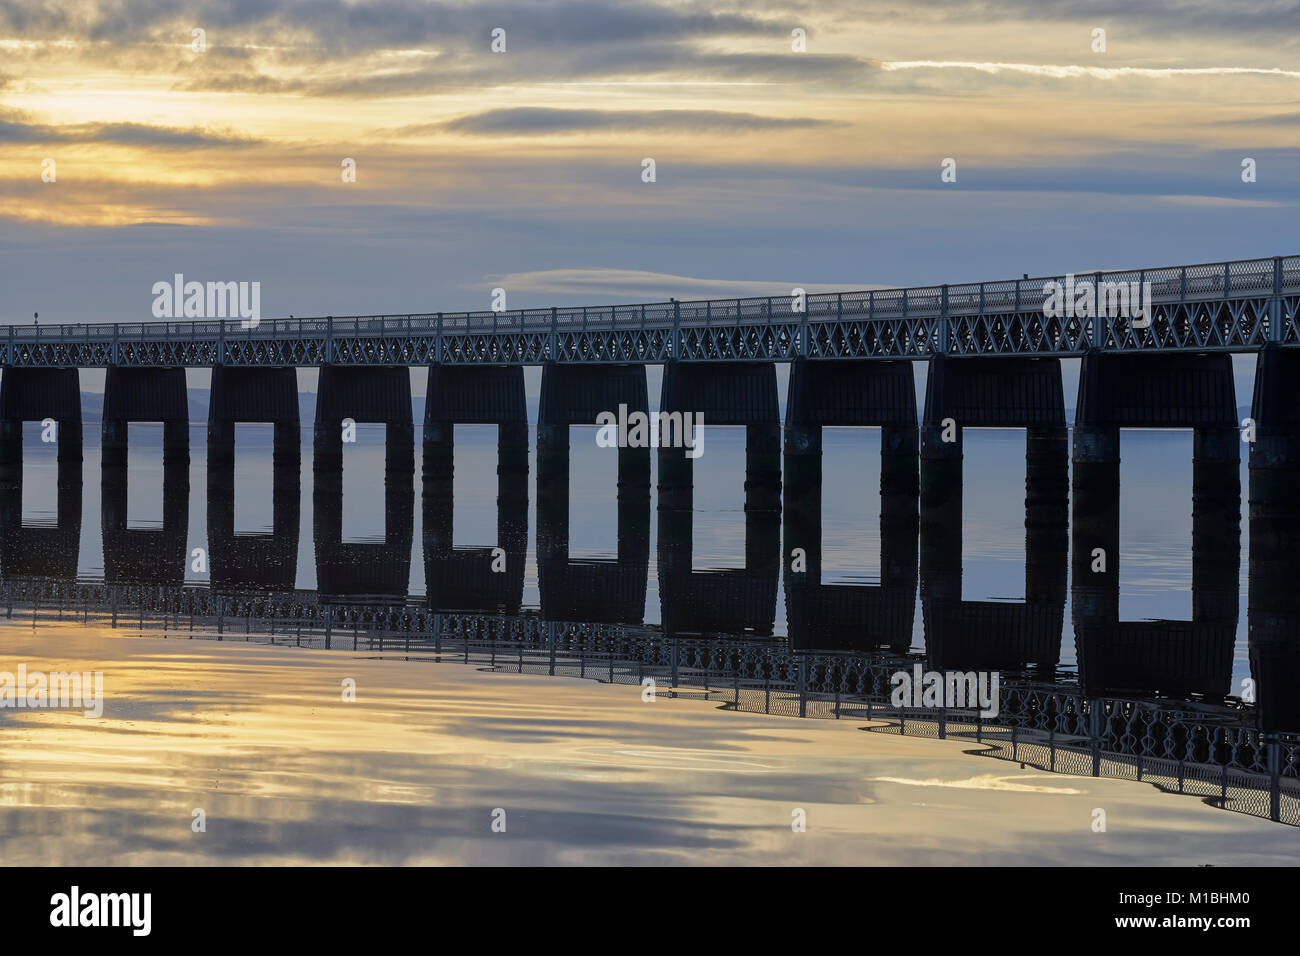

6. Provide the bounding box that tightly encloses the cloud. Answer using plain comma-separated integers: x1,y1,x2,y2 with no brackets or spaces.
172,47,871,98
487,267,880,300
434,107,836,136
0,0,775,53
879,60,1300,81
0,111,258,147
1214,110,1300,126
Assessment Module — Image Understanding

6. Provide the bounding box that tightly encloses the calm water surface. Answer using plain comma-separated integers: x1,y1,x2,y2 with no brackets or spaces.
0,628,1285,866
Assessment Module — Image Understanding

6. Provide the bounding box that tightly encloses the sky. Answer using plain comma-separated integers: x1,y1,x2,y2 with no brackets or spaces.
1,0,1297,400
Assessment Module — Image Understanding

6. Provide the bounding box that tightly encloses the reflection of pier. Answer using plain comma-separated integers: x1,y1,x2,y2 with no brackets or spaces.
658,509,780,637
0,463,82,580
1,573,1296,827
207,475,300,591
313,469,414,600
101,464,188,585
537,494,649,624
423,486,526,614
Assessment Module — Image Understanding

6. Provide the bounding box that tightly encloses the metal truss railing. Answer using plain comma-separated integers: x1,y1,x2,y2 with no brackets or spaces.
3,256,1299,367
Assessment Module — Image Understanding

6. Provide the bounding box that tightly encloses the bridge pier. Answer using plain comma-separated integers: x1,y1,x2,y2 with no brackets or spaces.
313,365,414,477
423,365,528,504
1247,344,1300,730
921,354,1068,519
207,366,300,482
657,361,780,512
1248,344,1300,547
1074,350,1240,536
537,363,649,502
781,358,918,651
1072,350,1240,699
783,357,918,518
101,367,189,473
918,355,1068,675
0,368,83,490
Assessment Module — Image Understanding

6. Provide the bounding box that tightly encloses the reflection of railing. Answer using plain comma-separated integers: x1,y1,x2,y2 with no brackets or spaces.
3,574,1295,826
4,255,1300,366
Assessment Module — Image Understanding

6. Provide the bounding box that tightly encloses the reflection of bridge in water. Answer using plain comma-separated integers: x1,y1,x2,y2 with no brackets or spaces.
0,574,1297,828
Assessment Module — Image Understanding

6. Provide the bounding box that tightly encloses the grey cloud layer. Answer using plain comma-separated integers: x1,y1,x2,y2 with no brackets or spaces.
435,107,835,135
170,47,871,97
0,0,774,50
0,110,257,146
0,0,870,97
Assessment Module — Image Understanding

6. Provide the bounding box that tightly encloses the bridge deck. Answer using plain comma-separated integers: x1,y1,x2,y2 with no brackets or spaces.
5,255,1300,366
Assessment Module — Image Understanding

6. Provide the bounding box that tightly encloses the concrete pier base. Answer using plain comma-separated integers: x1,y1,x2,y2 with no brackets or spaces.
313,365,414,478
537,363,649,502
658,361,780,512
207,365,300,481
0,368,83,490
423,365,528,506
101,366,189,474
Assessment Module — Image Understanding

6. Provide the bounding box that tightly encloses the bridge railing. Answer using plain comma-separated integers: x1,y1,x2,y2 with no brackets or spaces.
5,255,1299,347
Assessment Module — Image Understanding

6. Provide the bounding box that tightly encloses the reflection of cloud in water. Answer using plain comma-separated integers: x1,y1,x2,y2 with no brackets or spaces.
868,774,1084,794
572,747,775,773
0,629,1288,865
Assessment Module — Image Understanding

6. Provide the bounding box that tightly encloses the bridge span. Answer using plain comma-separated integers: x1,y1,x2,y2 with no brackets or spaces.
3,254,1299,368
3,254,1299,494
